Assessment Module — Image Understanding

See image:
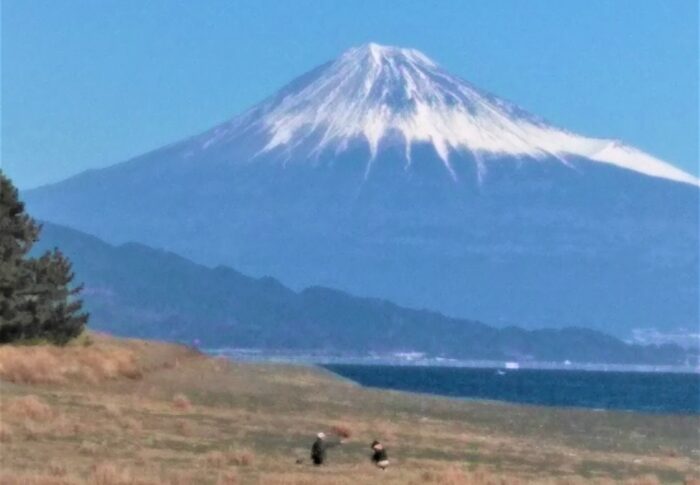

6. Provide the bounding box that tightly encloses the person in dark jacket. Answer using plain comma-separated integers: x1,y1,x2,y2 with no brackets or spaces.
310,432,340,466
370,440,389,470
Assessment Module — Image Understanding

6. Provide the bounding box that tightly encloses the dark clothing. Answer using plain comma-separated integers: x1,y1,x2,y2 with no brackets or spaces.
311,439,325,465
310,438,339,465
372,448,388,463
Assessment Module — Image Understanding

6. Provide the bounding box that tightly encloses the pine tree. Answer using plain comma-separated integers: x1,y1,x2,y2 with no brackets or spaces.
0,171,88,344
0,172,40,341
29,249,89,344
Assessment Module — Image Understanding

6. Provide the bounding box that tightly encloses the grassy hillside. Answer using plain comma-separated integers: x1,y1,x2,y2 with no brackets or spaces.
0,335,698,484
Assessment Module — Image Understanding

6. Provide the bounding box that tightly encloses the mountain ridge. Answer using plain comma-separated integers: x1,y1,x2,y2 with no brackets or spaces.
32,221,694,366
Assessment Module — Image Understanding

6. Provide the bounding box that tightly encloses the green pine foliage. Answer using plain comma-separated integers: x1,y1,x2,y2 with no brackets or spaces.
0,171,88,344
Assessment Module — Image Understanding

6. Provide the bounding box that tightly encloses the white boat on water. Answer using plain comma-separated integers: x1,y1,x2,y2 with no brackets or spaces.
505,362,520,370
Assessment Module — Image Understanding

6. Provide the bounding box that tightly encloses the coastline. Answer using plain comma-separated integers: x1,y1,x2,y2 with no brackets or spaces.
204,347,700,374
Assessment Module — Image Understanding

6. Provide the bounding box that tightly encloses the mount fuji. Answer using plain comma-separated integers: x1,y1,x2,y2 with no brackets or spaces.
24,43,699,340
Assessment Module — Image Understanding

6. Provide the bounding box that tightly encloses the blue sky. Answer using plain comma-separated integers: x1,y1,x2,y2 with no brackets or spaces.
2,0,698,188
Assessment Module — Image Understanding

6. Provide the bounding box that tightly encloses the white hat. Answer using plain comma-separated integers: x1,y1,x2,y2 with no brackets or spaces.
317,432,326,439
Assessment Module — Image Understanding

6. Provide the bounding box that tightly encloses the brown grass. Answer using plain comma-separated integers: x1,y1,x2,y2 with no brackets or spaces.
202,449,255,468
0,472,197,485
0,344,141,385
89,463,134,485
0,474,80,485
0,463,198,485
623,476,661,485
418,466,523,485
0,335,697,485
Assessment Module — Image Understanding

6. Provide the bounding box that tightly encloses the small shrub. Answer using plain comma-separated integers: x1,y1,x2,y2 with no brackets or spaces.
21,420,41,440
175,420,192,436
52,415,80,437
167,470,196,485
657,446,680,458
78,333,94,347
216,470,238,485
90,463,131,485
48,461,67,477
5,395,54,422
102,402,122,418
0,423,13,442
330,423,352,439
118,416,142,432
172,393,192,412
420,470,438,482
626,475,661,485
79,440,99,455
134,448,148,467
204,451,227,468
228,450,255,467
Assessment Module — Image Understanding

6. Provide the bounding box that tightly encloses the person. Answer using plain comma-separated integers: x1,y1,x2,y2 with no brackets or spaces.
310,432,340,466
370,440,389,470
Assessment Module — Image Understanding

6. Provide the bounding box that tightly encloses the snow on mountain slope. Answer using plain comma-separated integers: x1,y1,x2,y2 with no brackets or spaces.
196,43,698,186
22,42,699,338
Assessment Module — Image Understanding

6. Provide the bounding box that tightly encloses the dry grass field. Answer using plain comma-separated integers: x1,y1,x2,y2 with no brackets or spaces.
0,335,698,484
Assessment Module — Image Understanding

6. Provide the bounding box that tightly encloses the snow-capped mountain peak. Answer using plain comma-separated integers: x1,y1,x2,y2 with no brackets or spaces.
201,43,698,186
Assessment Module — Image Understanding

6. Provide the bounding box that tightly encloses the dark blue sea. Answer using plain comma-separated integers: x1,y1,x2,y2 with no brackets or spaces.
323,365,700,415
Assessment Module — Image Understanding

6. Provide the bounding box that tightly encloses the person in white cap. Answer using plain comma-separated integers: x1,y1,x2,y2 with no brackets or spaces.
310,431,340,466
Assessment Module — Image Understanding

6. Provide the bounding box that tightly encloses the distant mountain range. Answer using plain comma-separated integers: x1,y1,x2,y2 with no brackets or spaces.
32,222,694,366
24,43,699,340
